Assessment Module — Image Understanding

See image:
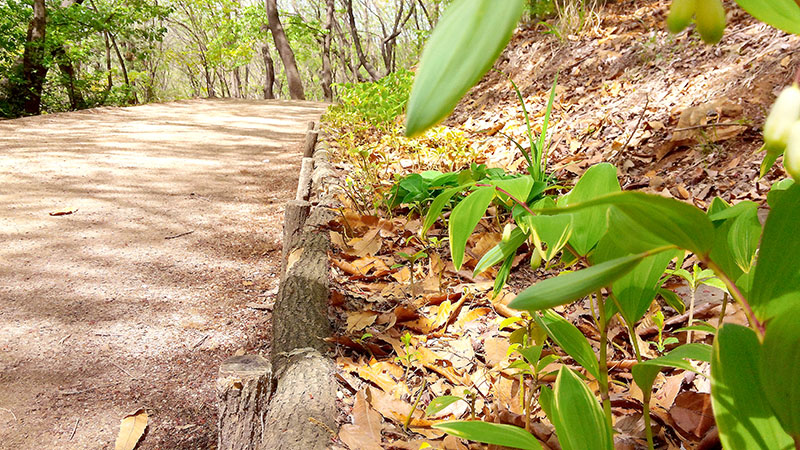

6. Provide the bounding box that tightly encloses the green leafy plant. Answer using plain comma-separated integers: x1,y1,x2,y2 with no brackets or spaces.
401,0,800,449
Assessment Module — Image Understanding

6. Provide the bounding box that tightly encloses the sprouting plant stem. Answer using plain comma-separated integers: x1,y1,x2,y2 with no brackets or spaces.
718,292,729,328
793,434,800,450
404,379,427,432
507,76,539,181
595,289,613,429
625,318,655,450
475,184,535,214
687,286,697,343
705,260,764,338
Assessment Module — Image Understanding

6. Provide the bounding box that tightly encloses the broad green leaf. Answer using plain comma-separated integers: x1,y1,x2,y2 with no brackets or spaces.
707,200,760,279
422,185,466,234
767,178,795,207
632,343,711,396
492,252,515,297
517,345,544,367
550,366,613,450
659,288,686,314
405,0,526,136
735,0,800,34
534,311,600,380
750,184,800,319
760,304,800,436
490,176,534,205
711,324,793,449
474,226,527,276
433,421,543,450
558,163,621,256
509,252,654,312
449,186,495,270
593,208,670,261
520,214,573,262
547,191,714,258
612,250,680,325
425,396,463,416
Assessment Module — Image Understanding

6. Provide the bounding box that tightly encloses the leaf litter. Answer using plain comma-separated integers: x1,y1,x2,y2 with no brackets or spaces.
323,0,798,448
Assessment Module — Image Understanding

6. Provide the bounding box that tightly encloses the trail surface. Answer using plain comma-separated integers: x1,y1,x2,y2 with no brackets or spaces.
0,99,327,449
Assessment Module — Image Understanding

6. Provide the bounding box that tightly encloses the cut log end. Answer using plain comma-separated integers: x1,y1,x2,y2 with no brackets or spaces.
217,354,272,450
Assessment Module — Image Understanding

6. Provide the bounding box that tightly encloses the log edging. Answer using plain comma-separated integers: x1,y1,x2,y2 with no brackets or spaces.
217,121,339,450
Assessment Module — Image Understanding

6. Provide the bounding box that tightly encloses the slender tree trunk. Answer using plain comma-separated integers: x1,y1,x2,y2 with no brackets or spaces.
320,0,334,101
261,42,276,99
233,67,242,98
109,32,138,104
52,46,86,110
103,31,112,91
332,18,358,82
265,0,305,100
343,0,380,81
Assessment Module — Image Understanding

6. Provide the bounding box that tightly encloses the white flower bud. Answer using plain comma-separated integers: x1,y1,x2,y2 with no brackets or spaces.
764,84,800,154
783,121,800,181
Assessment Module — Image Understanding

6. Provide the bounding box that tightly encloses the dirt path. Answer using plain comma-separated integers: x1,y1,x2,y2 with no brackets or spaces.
0,99,327,449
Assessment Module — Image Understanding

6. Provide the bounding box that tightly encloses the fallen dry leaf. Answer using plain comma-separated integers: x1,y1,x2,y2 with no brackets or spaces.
670,391,715,439
346,311,378,333
49,207,77,216
115,408,148,450
339,389,383,450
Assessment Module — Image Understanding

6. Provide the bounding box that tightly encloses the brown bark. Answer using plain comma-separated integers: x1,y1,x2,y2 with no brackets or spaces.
52,46,86,110
10,0,49,115
109,31,138,104
216,355,272,450
259,349,336,450
320,0,335,101
261,41,275,99
265,0,305,100
343,0,380,81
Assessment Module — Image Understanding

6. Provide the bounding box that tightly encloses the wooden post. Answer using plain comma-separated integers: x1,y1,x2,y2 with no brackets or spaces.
281,200,311,278
302,121,318,158
216,355,272,450
295,157,314,201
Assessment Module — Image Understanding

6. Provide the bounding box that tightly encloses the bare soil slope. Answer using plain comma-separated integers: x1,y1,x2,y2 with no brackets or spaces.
0,98,326,449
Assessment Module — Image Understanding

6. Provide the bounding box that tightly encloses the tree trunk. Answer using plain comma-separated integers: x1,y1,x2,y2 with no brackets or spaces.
320,0,334,101
343,0,380,81
53,45,86,110
265,0,305,100
261,42,275,99
109,32,138,104
9,0,49,116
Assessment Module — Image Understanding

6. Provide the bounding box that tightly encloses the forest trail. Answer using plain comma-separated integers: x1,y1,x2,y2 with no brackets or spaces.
0,99,327,449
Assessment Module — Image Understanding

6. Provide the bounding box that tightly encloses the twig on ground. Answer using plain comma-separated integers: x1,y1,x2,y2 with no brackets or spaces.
58,334,71,345
619,92,649,158
0,407,17,421
69,418,79,440
673,121,749,132
111,362,137,379
192,334,209,349
165,230,194,240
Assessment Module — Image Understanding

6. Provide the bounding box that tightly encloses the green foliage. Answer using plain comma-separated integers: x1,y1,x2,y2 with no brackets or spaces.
540,366,613,450
750,184,800,320
405,0,525,136
399,0,800,448
711,324,794,449
433,421,543,449
330,69,414,128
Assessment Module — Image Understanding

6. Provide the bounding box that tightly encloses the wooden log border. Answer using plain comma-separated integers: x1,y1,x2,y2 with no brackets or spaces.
217,121,339,450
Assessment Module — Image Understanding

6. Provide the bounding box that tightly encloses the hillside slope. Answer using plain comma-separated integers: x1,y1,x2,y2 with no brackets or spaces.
449,0,799,206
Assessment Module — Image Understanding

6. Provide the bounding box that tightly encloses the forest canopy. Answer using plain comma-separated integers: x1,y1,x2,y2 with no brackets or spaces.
0,0,456,118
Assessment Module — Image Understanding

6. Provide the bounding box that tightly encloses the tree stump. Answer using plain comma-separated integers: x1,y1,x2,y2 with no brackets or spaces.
216,355,272,450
